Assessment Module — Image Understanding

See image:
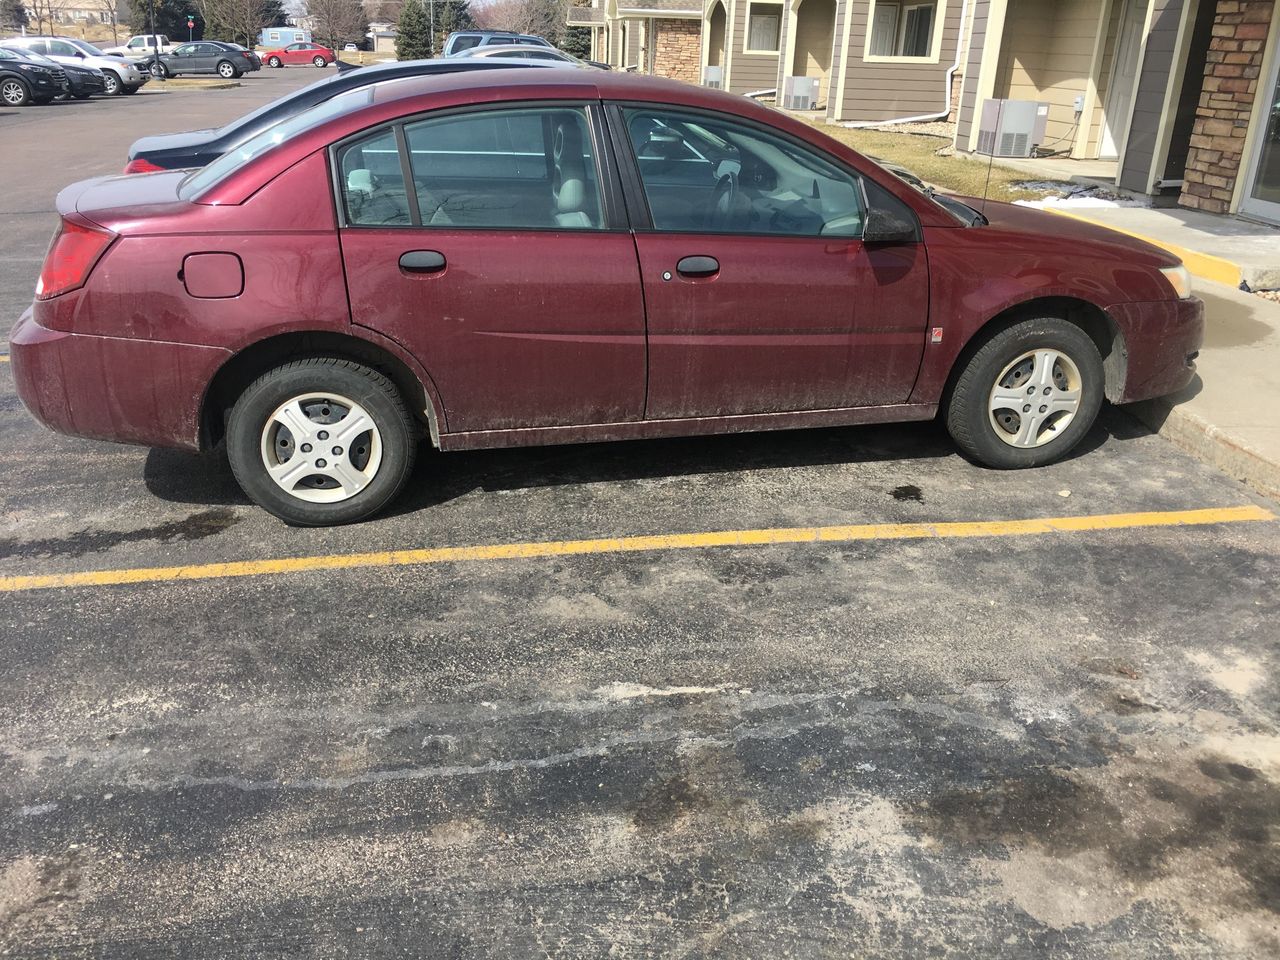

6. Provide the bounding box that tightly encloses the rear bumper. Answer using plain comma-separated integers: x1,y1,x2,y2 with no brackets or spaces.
9,305,229,452
1110,296,1204,403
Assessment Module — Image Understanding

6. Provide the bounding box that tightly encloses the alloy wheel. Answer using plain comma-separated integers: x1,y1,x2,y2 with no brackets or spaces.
218,61,235,78
0,78,27,105
102,71,119,94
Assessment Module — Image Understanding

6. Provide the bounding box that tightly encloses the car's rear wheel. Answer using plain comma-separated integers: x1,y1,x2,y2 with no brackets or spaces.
227,358,417,526
102,70,123,95
216,60,237,78
1,77,32,106
946,317,1104,469
267,55,282,68
313,55,327,67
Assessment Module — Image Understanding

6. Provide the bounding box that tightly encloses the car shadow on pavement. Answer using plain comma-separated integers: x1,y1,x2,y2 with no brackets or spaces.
142,413,1122,516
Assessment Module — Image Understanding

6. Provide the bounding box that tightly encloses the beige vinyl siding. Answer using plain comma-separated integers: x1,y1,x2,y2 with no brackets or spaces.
825,0,850,120
728,3,781,94
1085,0,1125,154
954,0,990,144
993,0,1105,156
839,0,965,123
791,0,838,105
1119,0,1184,191
625,18,644,68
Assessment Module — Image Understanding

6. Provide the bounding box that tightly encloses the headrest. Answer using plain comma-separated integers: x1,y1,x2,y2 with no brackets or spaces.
555,178,585,214
347,169,375,195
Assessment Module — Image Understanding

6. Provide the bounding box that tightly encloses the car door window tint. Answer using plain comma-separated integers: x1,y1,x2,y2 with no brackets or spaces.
624,107,865,237
402,107,602,229
49,40,79,57
453,35,482,51
338,128,411,226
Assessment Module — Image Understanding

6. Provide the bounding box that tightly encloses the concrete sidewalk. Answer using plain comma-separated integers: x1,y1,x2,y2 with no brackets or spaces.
1125,277,1280,501
1046,204,1280,291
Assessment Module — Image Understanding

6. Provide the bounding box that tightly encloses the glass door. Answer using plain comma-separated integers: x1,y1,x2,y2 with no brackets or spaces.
1240,41,1280,223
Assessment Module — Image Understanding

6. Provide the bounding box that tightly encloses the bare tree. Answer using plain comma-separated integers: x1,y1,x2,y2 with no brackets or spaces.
196,0,275,45
307,0,367,50
27,0,71,34
471,0,562,44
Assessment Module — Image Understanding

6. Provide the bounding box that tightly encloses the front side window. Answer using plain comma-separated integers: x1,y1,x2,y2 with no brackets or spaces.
625,107,866,237
869,1,939,59
745,3,783,54
338,107,603,230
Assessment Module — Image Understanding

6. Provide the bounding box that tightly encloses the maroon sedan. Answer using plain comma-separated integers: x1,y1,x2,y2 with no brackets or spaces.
10,71,1203,525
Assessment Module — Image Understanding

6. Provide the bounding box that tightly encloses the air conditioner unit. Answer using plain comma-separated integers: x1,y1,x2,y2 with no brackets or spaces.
782,76,819,110
976,99,1050,157
703,66,722,89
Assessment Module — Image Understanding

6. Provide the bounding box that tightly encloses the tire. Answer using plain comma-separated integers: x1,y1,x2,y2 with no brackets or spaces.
313,55,327,67
227,358,417,526
216,60,237,79
73,91,92,100
102,70,122,95
267,55,282,68
150,61,167,79
946,317,1104,469
0,76,31,106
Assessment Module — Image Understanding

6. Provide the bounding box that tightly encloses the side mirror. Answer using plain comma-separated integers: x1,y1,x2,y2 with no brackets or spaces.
862,205,918,244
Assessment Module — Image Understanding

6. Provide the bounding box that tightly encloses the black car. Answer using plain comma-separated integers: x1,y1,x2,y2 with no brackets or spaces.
216,41,262,73
148,41,245,80
125,58,557,172
0,45,105,99
0,45,69,106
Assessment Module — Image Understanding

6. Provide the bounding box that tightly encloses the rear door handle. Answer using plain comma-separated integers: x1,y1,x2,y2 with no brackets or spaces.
675,255,719,278
399,250,446,274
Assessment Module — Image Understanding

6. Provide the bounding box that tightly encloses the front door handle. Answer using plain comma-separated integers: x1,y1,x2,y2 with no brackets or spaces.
399,250,446,274
675,255,719,278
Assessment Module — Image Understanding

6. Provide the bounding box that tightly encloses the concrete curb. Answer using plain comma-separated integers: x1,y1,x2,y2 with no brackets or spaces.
1126,397,1280,502
1046,208,1243,288
145,80,241,93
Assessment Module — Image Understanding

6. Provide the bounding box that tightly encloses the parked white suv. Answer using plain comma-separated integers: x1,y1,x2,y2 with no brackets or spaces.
101,34,174,58
3,36,148,95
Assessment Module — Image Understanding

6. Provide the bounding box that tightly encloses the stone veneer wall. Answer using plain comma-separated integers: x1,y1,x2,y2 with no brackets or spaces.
1180,0,1275,212
653,18,702,84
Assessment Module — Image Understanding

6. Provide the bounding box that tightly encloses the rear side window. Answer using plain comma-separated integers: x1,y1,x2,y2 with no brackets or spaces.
451,34,483,52
337,107,604,230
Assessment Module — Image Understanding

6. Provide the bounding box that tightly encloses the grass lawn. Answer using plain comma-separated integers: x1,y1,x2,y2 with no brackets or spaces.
809,125,1068,203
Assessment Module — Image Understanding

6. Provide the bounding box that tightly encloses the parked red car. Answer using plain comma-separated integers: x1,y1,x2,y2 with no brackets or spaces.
262,41,334,68
10,71,1202,525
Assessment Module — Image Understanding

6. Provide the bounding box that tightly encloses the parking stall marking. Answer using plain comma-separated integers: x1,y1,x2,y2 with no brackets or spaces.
0,505,1271,594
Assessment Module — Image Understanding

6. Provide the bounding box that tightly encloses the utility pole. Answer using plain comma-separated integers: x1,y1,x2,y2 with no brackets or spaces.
429,0,435,57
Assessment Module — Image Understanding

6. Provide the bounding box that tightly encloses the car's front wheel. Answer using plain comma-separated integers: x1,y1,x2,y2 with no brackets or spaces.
227,358,417,526
946,317,1104,469
267,55,282,68
102,70,122,95
149,62,166,79
0,77,31,106
216,60,237,79
313,55,327,67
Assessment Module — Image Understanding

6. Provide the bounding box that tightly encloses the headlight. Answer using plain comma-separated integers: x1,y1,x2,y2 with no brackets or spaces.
17,63,50,74
1160,264,1192,299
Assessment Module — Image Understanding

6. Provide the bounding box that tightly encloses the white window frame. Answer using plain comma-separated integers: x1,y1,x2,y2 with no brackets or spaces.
864,0,946,64
743,2,783,56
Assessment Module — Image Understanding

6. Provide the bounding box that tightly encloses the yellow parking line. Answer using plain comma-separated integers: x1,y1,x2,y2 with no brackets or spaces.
0,505,1270,594
0,356,9,363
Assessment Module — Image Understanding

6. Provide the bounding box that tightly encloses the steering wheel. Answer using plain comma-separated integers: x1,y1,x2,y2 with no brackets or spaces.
707,171,739,230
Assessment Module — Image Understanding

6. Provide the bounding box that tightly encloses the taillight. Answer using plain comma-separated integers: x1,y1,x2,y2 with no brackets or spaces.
123,156,165,174
36,220,115,300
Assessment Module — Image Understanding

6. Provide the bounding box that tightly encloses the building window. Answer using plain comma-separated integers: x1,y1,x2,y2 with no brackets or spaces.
867,0,941,60
745,2,783,55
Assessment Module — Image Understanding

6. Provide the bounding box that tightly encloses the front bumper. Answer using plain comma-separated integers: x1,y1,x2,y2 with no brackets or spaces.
1109,296,1205,403
9,305,229,452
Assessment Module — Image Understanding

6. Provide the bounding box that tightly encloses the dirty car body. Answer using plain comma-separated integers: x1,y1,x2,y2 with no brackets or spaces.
10,71,1203,525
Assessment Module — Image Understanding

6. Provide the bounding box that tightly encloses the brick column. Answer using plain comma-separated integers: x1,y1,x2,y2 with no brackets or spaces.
653,18,702,85
1180,0,1275,213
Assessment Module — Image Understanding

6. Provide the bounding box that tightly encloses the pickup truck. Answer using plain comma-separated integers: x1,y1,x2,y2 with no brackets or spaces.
100,35,174,58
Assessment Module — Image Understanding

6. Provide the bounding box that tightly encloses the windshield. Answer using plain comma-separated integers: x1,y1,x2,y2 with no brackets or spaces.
180,85,375,200
68,39,108,56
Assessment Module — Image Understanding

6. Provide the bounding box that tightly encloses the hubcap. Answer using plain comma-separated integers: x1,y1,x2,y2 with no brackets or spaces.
259,392,382,504
104,73,118,92
988,349,1083,448
219,63,233,77
2,80,25,104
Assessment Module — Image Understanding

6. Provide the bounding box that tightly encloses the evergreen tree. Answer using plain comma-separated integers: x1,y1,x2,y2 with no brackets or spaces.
1,0,28,31
562,25,590,59
396,0,432,60
131,0,196,39
432,0,474,54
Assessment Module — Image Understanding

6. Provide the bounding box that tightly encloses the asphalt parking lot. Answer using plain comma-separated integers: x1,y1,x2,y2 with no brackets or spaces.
2,72,1279,958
